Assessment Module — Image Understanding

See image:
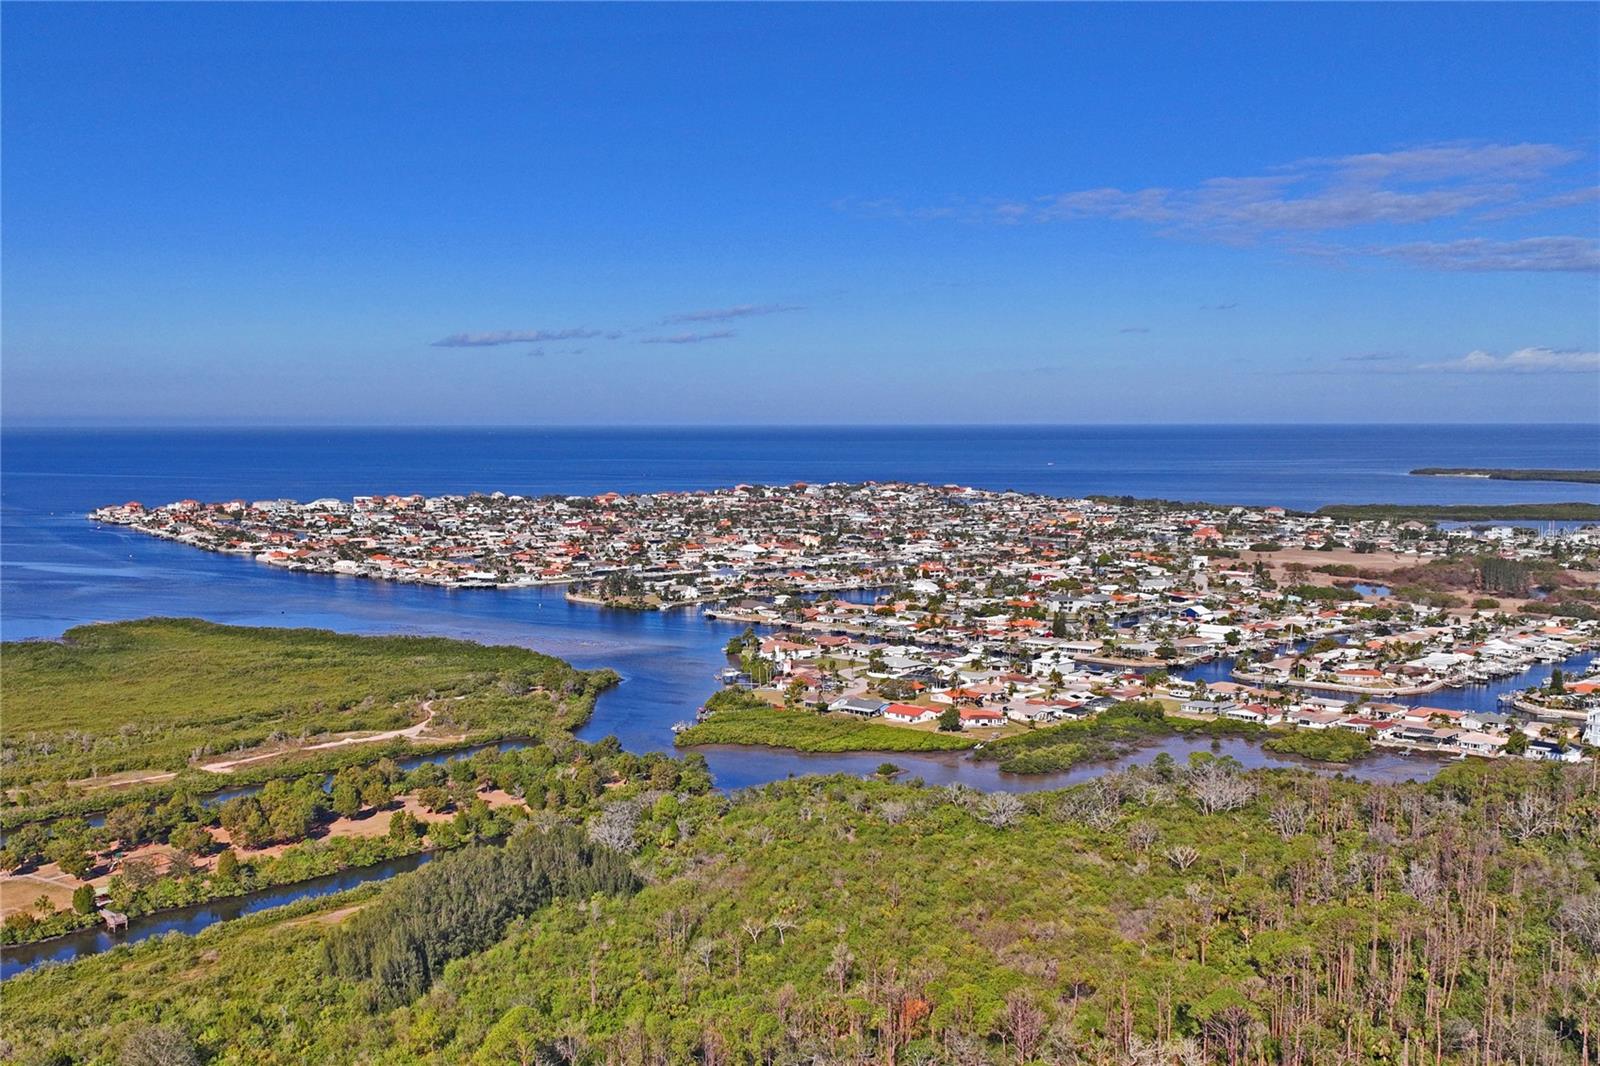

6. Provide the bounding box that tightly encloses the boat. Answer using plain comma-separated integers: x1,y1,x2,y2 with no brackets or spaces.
670,721,692,735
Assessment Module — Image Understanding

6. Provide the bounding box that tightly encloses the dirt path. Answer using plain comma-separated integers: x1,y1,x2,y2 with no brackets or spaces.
282,902,368,928
198,699,450,774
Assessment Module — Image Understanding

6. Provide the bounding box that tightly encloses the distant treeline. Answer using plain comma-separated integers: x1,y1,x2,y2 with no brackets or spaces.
1085,495,1310,515
1411,468,1600,484
1316,502,1600,521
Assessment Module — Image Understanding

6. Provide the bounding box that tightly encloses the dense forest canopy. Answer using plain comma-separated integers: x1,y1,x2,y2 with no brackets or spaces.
3,757,1596,1065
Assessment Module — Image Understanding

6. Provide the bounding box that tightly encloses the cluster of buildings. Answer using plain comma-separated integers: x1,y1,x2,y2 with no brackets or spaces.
92,482,1599,759
720,609,1598,761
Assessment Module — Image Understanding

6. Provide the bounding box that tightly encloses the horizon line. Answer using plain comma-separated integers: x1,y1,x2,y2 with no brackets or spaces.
5,420,1599,431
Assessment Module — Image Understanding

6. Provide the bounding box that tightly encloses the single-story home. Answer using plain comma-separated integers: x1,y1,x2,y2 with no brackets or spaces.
883,702,939,724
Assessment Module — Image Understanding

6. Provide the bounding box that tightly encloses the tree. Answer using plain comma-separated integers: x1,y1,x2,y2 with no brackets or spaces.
331,775,363,819
50,838,95,879
72,884,97,915
826,942,854,993
118,1023,200,1066
1549,668,1566,695
1506,730,1530,756
213,849,240,881
360,776,393,812
102,804,152,847
389,810,422,843
5,824,49,871
937,706,962,732
783,678,807,709
1188,758,1255,814
418,785,452,814
1002,989,1047,1062
168,821,214,856
981,792,1025,828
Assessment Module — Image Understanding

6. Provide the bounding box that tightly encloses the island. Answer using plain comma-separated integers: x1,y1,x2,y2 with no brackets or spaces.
1316,502,1600,521
1411,467,1600,484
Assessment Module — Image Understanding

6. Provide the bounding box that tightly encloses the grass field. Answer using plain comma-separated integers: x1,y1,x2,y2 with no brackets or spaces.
675,704,976,754
1,618,615,787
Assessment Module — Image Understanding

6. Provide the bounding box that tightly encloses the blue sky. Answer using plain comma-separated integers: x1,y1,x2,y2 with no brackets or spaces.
3,3,1597,425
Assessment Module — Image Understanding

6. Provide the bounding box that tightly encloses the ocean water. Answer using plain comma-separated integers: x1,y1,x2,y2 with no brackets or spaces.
2,425,1595,786
5,424,1594,974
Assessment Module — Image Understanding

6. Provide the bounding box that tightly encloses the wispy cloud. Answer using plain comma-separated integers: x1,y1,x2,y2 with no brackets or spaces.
1368,236,1600,273
431,328,615,347
1024,142,1578,236
663,304,804,324
1118,326,1150,334
1418,347,1599,374
1342,351,1403,363
641,330,737,345
847,142,1595,273
1476,184,1600,221
1201,303,1238,311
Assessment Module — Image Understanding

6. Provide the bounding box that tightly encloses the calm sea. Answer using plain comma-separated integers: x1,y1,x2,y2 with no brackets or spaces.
2,425,1595,788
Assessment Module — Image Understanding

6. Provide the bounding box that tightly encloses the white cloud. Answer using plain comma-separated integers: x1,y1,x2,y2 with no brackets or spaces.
1418,347,1600,373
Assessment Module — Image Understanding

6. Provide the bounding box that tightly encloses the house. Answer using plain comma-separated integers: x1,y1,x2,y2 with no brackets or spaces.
1456,732,1507,758
958,706,1006,729
1005,702,1059,724
1286,709,1342,730
1221,703,1281,726
883,702,939,724
1586,707,1600,747
1527,739,1583,763
1392,723,1454,747
1337,717,1394,736
829,696,887,718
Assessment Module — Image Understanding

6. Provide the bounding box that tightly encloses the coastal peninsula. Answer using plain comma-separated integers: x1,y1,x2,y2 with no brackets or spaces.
1410,467,1600,484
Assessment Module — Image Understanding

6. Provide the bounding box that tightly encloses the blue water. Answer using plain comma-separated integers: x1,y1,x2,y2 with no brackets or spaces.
5,426,1596,756
0,852,431,980
5,425,1594,975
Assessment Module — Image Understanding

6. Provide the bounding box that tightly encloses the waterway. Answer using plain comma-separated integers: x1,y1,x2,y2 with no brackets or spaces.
0,852,431,980
3,425,1594,975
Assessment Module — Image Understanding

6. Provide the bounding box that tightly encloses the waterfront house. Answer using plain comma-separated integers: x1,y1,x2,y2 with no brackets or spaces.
830,696,887,718
883,702,938,724
1456,732,1507,757
958,706,1006,729
1527,739,1582,763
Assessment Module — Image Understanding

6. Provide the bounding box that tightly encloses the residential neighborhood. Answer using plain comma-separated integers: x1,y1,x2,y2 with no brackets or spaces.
94,482,1600,762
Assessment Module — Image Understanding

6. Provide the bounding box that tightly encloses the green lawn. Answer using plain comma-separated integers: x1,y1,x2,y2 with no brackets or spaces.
675,701,974,754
